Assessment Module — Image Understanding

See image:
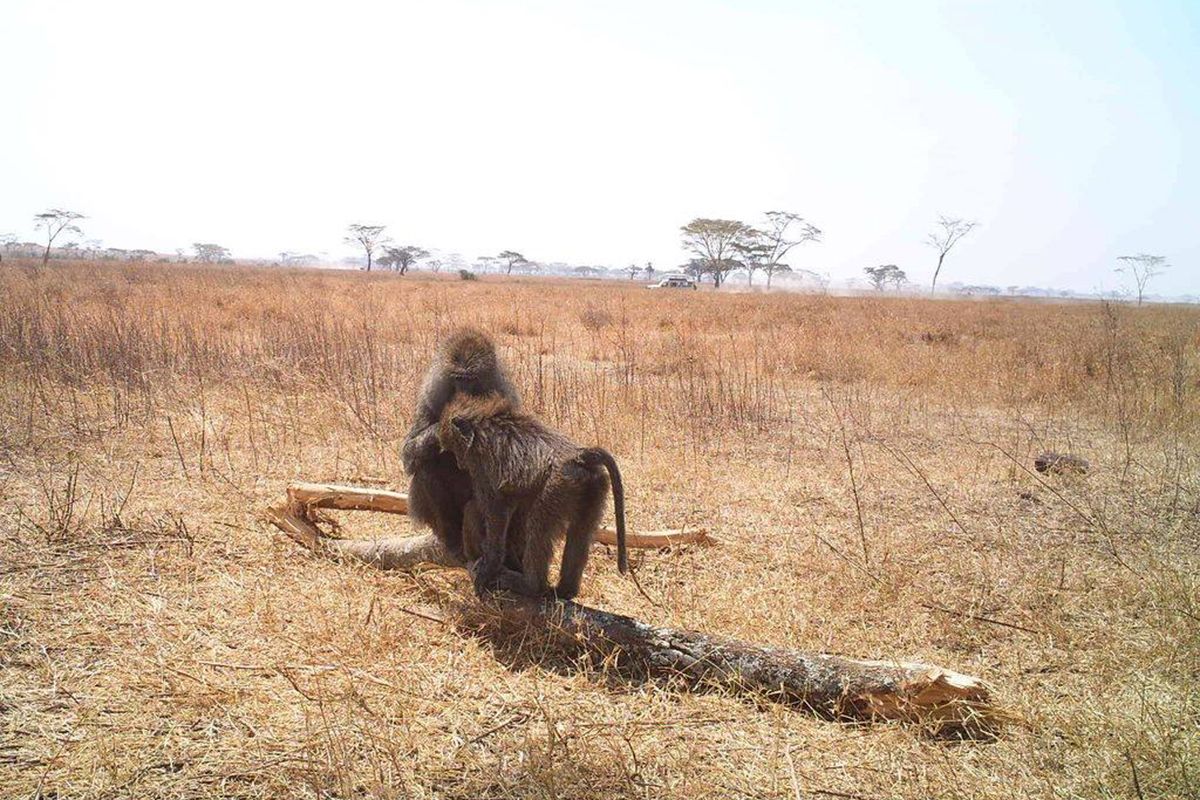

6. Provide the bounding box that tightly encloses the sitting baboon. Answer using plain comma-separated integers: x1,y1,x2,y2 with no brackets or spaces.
437,393,628,600
401,329,521,561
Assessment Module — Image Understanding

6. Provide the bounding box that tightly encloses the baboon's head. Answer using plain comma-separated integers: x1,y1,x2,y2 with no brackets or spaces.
418,327,514,413
443,328,501,395
435,392,513,458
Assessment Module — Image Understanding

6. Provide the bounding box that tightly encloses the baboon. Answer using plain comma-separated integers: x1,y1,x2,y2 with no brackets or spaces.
437,393,629,600
401,329,521,561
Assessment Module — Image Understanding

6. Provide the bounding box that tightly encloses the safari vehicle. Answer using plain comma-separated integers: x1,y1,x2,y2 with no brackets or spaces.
647,274,698,290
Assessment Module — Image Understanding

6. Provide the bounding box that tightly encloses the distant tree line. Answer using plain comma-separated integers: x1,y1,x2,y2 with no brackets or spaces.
1,207,1172,303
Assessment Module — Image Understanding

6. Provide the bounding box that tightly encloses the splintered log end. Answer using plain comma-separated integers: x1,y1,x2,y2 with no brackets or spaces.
264,504,327,553
848,661,995,732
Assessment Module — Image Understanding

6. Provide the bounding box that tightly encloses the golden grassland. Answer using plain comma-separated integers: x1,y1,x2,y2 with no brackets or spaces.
1,260,1197,799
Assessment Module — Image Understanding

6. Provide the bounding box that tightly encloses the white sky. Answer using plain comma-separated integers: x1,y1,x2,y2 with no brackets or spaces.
1,0,1197,294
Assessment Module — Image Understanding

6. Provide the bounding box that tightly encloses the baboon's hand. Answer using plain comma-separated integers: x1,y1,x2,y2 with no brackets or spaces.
401,423,438,471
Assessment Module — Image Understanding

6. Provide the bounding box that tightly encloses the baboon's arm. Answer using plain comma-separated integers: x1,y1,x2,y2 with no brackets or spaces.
401,419,440,472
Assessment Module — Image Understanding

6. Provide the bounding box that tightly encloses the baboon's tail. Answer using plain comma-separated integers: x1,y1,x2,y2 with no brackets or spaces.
580,448,628,574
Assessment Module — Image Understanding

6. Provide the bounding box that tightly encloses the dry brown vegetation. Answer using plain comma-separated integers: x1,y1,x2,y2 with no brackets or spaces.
1,260,1197,799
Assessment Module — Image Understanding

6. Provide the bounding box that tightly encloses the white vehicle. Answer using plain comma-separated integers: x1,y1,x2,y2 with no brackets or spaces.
647,274,698,290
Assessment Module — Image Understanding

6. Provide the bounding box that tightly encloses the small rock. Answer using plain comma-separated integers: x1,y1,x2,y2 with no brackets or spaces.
1034,452,1089,475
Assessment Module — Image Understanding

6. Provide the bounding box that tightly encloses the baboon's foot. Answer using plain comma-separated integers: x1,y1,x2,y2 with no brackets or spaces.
494,568,549,599
472,562,529,598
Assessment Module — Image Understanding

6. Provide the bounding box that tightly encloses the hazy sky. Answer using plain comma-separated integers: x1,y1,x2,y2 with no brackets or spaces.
2,0,1196,293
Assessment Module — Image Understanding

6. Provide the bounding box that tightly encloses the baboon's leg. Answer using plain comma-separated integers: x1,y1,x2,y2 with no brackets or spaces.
517,518,556,597
464,501,524,567
408,471,466,557
473,498,516,594
554,478,608,600
439,503,466,557
461,501,483,562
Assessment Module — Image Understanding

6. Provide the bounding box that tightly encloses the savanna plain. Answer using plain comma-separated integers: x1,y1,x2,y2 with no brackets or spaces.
1,260,1197,799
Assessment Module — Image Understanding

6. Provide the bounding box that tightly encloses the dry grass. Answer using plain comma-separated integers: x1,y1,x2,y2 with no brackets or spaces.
1,259,1197,799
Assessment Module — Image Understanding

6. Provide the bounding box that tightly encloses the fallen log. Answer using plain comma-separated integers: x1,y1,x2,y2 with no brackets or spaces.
282,481,715,549
266,483,999,734
466,594,994,732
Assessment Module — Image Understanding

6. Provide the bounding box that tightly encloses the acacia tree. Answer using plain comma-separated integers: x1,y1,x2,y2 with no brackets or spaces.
1115,254,1167,306
380,245,430,275
34,209,85,266
625,263,641,280
757,211,821,289
680,258,708,282
497,250,529,275
926,216,978,292
345,224,389,271
193,243,231,263
863,264,907,291
731,236,771,286
680,218,752,288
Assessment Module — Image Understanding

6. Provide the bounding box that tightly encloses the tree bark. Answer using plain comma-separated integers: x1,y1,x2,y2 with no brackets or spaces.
265,483,998,733
931,251,946,292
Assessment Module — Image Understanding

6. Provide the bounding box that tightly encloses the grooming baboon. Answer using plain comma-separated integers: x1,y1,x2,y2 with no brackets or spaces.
401,329,521,561
438,393,629,600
